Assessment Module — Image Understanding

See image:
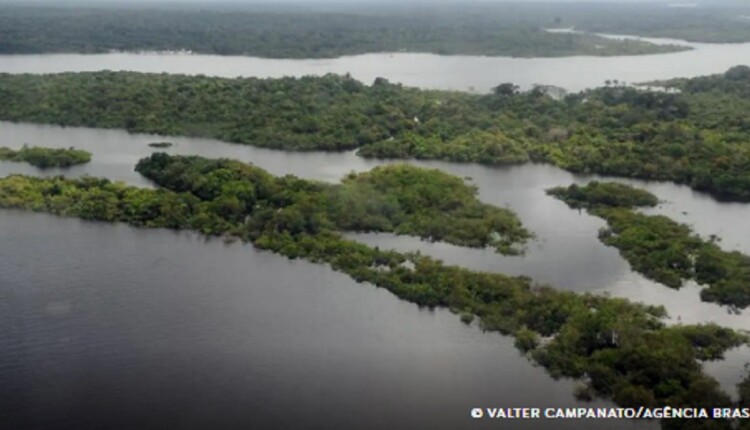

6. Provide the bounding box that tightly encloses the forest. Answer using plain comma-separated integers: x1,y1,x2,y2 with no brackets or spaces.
559,2,750,44
0,153,747,429
0,153,529,254
549,182,750,309
0,5,688,58
134,155,531,254
3,4,750,428
0,145,92,168
1,67,750,201
3,3,749,58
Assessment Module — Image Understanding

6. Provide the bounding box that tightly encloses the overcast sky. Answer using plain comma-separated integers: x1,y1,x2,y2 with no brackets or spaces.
0,0,702,4
0,0,732,9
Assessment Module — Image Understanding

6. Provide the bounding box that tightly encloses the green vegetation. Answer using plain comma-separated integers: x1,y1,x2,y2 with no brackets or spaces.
0,153,747,428
3,67,750,201
334,164,531,254
549,182,750,309
558,3,750,44
148,142,173,148
0,145,91,168
0,153,528,253
742,372,750,430
134,155,530,254
547,181,659,209
0,5,687,58
0,72,445,151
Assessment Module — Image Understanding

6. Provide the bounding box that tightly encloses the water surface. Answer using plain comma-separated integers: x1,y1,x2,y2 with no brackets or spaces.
0,211,648,430
1,35,749,92
1,121,748,333
2,33,750,429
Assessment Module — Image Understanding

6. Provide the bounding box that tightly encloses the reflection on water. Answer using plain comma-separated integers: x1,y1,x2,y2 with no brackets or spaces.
0,211,650,430
0,120,748,428
704,345,750,402
1,120,748,330
2,36,750,428
0,122,383,187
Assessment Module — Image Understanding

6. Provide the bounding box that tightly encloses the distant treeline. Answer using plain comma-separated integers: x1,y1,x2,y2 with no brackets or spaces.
563,3,750,44
0,153,747,426
2,67,750,201
0,5,687,58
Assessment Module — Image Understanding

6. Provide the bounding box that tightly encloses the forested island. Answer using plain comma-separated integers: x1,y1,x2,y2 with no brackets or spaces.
0,155,529,254
0,145,92,168
549,182,750,309
0,5,689,58
148,142,173,148
0,153,747,428
1,67,750,201
3,3,750,429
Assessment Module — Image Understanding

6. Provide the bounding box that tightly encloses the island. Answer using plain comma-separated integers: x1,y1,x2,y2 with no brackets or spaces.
148,142,174,148
548,181,750,309
1,66,749,201
0,145,92,168
0,153,746,423
0,4,690,58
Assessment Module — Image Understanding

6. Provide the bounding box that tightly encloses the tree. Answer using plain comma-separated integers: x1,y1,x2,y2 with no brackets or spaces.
493,83,520,97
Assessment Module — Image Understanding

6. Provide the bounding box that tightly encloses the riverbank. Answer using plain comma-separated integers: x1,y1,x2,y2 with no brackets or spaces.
1,154,747,426
1,69,749,202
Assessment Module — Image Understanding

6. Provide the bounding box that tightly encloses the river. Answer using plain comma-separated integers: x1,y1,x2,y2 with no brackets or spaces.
3,210,638,430
1,41,749,429
0,121,748,430
0,35,749,93
1,121,748,330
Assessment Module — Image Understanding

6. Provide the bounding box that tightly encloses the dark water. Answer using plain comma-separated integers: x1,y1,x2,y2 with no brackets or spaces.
0,122,380,187
2,38,750,428
347,160,750,332
3,122,745,329
0,211,647,430
0,121,747,429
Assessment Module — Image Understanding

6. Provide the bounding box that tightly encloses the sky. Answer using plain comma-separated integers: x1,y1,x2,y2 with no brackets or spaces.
0,0,704,4
1,0,737,9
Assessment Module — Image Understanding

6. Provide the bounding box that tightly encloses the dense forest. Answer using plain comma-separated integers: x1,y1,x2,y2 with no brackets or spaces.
3,3,750,58
549,182,750,309
0,72,446,151
2,67,750,201
559,3,750,44
742,374,750,429
0,145,91,168
3,4,750,428
0,154,529,254
0,5,688,58
0,153,747,429
547,181,659,209
135,155,531,254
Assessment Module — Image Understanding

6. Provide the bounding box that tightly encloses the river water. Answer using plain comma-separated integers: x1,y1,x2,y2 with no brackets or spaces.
1,121,748,328
0,36,749,93
3,210,636,430
1,41,749,429
0,121,747,430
